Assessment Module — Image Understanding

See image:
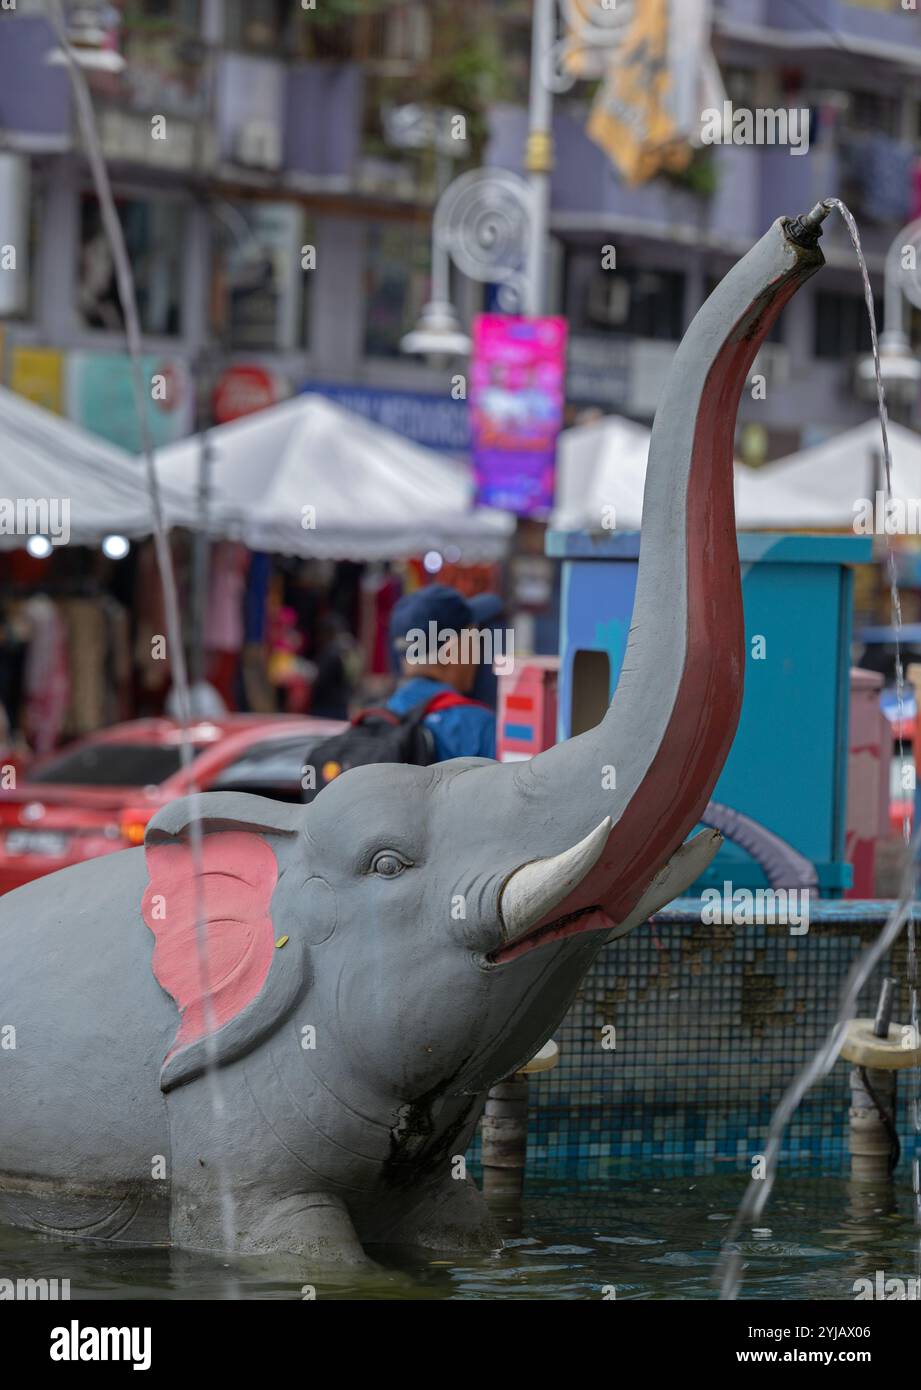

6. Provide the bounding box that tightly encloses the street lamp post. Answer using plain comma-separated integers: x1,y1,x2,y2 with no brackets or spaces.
401,166,536,359
402,0,568,357
402,0,625,359
523,0,556,318
856,219,921,418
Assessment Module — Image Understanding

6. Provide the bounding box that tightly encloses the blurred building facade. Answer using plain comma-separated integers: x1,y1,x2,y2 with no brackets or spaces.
0,0,920,460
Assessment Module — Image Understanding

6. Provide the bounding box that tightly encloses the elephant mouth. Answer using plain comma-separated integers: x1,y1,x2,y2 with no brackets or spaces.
489,902,615,966
489,818,615,967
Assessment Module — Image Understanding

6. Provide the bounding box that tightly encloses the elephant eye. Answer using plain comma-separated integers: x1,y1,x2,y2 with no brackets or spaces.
371,851,410,879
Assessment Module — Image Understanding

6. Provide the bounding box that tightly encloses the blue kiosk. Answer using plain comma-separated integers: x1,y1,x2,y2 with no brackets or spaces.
546,530,873,897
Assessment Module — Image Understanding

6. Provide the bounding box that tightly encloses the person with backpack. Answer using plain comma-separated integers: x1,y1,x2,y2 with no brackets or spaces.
385,585,496,760
467,591,505,711
301,585,495,802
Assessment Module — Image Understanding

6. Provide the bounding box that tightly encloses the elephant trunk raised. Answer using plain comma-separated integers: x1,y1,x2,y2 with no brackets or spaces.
493,217,825,961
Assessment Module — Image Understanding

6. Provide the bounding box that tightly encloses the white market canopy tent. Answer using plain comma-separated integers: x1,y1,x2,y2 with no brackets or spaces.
737,420,921,530
151,393,514,561
0,384,194,547
551,414,653,532
550,413,912,533
551,412,765,531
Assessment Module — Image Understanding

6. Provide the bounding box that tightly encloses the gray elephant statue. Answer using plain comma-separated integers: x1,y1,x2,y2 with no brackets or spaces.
0,212,826,1266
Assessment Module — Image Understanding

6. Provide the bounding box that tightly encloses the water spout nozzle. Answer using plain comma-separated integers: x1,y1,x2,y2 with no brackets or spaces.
786,200,834,249
873,976,898,1039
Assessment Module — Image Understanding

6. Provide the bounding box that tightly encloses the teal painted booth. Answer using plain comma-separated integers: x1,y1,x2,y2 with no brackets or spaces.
545,531,873,896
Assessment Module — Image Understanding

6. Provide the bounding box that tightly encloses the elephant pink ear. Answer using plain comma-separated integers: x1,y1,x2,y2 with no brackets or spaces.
142,830,278,1061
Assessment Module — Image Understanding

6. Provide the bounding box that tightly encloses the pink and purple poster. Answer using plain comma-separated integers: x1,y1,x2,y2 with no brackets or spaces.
470,314,568,517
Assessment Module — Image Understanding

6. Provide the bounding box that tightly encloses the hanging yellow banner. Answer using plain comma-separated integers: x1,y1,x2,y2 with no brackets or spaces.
563,0,630,80
586,0,693,187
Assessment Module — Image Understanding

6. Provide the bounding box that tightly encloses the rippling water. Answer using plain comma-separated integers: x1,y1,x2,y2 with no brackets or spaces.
1,1169,917,1300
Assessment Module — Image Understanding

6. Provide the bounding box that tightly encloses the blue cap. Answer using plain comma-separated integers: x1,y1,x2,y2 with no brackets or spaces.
390,585,474,651
468,592,504,627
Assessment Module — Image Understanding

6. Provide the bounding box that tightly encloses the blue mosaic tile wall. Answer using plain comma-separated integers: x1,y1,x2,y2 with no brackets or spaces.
493,907,918,1172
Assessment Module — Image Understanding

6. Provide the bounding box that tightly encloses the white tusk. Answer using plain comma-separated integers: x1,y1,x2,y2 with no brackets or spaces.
499,818,612,944
605,828,722,942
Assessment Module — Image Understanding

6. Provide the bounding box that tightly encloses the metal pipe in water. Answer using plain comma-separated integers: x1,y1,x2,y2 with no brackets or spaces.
851,1066,900,1184
874,977,899,1039
847,979,905,1184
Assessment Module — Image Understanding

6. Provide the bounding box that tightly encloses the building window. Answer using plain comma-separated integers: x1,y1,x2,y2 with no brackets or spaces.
579,264,685,341
113,1,205,119
347,1,433,66
128,0,200,23
77,193,184,336
212,200,310,352
814,290,875,360
224,0,292,53
844,88,900,139
363,220,431,359
723,66,757,106
493,0,540,104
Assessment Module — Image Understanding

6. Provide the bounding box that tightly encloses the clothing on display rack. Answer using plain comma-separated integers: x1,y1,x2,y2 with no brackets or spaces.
22,595,70,755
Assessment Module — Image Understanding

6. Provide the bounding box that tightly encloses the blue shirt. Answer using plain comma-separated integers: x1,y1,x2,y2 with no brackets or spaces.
386,677,496,762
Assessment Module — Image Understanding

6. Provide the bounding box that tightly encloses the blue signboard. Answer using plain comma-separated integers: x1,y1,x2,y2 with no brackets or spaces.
300,381,470,455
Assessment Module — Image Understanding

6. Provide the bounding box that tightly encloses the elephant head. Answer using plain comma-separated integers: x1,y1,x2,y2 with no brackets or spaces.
142,216,825,1111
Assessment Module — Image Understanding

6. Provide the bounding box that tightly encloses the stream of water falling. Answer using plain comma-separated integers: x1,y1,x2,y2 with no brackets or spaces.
718,199,921,1299
46,0,240,1278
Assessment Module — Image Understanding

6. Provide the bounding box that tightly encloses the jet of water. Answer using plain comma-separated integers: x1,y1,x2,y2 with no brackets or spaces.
45,0,240,1279
718,198,921,1299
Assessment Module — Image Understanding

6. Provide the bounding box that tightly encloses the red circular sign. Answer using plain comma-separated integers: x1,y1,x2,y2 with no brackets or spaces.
212,366,279,424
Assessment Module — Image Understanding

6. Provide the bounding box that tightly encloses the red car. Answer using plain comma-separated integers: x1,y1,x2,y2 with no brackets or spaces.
0,714,346,895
